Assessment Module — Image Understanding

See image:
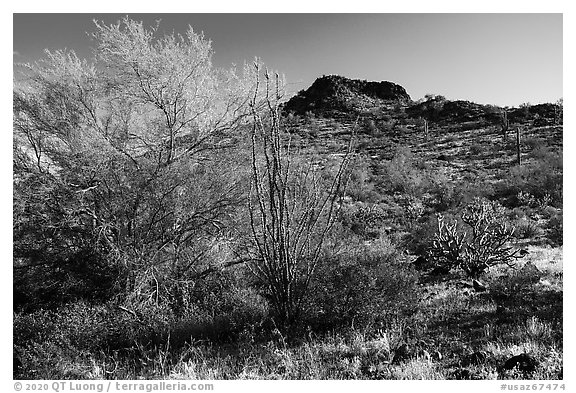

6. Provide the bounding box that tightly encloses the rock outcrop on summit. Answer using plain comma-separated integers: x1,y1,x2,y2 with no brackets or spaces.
284,75,411,115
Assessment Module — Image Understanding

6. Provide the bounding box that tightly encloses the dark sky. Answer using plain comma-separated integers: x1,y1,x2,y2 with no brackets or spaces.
13,13,563,106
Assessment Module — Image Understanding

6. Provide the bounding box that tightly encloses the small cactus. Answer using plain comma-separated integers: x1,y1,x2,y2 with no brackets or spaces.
428,198,524,278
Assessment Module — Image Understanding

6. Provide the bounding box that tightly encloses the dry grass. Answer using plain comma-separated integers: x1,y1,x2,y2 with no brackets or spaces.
16,248,562,380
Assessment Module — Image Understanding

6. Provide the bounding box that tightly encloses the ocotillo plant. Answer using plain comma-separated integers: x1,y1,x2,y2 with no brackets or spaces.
247,62,354,325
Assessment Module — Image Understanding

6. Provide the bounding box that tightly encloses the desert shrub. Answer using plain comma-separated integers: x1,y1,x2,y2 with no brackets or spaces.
13,171,126,312
304,110,316,122
513,219,544,240
307,123,321,138
545,213,563,246
377,119,396,133
398,195,426,221
344,157,381,203
469,143,484,155
14,301,173,354
340,203,388,239
373,147,430,197
16,304,207,380
400,180,496,256
284,112,302,128
529,145,557,161
403,214,442,256
496,149,562,208
14,271,271,378
304,239,419,330
394,125,411,135
13,300,168,379
524,137,547,151
507,206,529,221
401,176,488,245
448,121,485,132
159,268,271,343
442,133,458,143
362,118,379,135
170,285,270,345
13,250,125,312
427,176,494,213
516,191,552,208
497,147,563,207
428,198,522,278
541,206,560,220
487,262,545,301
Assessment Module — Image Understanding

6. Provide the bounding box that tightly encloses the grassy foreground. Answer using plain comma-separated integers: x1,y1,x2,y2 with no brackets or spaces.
14,246,562,380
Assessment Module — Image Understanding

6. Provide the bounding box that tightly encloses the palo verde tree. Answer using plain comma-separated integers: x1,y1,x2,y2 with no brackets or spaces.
247,63,354,324
13,18,254,312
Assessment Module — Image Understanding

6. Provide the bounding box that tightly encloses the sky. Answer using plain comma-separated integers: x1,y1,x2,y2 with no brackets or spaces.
13,13,563,107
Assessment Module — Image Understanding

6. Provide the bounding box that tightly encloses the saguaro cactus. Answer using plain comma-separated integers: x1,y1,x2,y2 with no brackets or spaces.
554,99,563,125
516,126,521,165
501,109,509,140
424,119,429,141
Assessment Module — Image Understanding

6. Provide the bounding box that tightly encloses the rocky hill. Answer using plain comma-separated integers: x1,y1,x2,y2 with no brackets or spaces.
284,75,562,130
284,75,412,116
282,75,563,190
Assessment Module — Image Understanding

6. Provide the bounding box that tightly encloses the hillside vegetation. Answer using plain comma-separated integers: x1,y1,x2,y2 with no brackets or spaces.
13,19,562,380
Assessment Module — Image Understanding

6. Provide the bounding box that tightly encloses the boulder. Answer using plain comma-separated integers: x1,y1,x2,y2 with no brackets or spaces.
503,353,539,373
473,279,487,292
391,343,412,364
462,350,488,366
453,368,472,380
